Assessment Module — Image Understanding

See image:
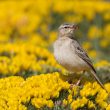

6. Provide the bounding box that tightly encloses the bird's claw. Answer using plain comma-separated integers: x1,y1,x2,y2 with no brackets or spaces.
69,79,81,89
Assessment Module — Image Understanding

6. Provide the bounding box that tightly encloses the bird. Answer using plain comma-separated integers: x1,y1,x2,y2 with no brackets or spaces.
53,23,106,91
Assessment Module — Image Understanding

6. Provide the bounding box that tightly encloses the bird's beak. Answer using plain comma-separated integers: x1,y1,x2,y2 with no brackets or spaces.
71,24,79,30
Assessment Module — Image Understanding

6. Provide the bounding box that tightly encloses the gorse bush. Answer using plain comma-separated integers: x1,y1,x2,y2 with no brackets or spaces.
0,72,110,110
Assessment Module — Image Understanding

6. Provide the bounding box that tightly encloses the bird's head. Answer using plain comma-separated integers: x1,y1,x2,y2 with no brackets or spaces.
58,23,79,38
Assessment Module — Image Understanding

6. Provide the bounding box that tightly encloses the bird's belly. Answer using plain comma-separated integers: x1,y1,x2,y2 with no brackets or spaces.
54,46,89,72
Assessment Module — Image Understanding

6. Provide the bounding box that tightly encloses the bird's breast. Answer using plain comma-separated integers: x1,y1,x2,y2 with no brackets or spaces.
54,39,89,72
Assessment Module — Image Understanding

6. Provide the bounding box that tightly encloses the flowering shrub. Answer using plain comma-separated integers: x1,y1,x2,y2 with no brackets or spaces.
0,0,110,110
0,72,110,110
0,40,64,77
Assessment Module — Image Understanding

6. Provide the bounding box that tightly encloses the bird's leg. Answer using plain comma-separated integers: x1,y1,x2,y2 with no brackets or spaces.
75,70,85,86
68,73,78,89
75,78,81,86
70,80,81,89
69,72,82,89
70,71,85,89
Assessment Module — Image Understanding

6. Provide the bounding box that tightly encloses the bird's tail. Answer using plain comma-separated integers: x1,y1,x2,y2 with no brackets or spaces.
91,70,104,89
85,61,108,93
91,70,108,93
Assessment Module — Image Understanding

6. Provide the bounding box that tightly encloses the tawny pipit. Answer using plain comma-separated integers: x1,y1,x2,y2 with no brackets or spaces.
53,23,105,90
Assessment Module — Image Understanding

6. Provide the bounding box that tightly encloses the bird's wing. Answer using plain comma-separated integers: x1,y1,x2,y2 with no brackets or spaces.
70,40,96,72
70,40,106,90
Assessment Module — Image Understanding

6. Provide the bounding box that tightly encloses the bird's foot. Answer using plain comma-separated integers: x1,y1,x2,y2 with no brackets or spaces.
69,79,81,89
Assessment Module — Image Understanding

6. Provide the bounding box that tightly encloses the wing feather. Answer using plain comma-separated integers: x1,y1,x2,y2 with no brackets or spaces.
71,40,95,72
70,40,106,90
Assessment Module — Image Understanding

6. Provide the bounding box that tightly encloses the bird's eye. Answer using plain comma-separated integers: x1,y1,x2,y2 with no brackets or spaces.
64,26,68,29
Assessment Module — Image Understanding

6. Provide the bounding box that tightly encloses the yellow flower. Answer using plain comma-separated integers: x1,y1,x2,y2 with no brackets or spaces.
49,31,57,43
71,97,88,110
106,104,110,110
0,72,70,109
105,83,110,93
31,98,44,108
104,12,110,20
82,42,92,50
63,99,68,106
95,60,110,68
69,86,78,97
88,50,98,59
88,26,102,40
88,101,96,109
68,94,73,103
100,39,109,48
47,100,54,108
96,89,108,109
80,82,100,97
96,89,108,101
96,100,108,109
103,24,110,39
